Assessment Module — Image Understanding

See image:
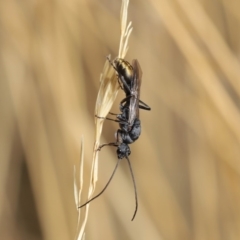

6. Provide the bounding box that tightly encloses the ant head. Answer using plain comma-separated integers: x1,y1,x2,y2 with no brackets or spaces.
117,143,131,159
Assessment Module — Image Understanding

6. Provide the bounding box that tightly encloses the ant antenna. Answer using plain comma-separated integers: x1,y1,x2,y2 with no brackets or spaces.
78,158,121,209
125,155,138,221
78,146,138,220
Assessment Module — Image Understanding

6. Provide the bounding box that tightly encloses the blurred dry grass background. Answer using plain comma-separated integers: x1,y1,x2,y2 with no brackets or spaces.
1,0,240,239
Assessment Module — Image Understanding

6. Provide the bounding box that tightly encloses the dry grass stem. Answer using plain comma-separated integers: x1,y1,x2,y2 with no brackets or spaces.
74,137,84,240
76,0,133,238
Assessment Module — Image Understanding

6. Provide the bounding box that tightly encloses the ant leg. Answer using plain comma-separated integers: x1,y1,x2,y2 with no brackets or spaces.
120,95,131,105
139,100,151,111
95,114,128,127
95,114,120,122
97,142,118,151
109,112,119,116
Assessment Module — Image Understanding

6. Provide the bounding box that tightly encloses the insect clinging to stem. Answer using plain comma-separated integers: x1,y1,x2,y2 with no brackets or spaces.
78,58,151,221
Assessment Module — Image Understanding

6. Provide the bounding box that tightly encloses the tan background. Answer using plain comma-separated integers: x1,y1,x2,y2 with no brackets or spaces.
1,0,240,239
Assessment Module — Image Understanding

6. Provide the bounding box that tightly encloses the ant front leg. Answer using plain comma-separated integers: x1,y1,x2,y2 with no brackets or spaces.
97,142,118,151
